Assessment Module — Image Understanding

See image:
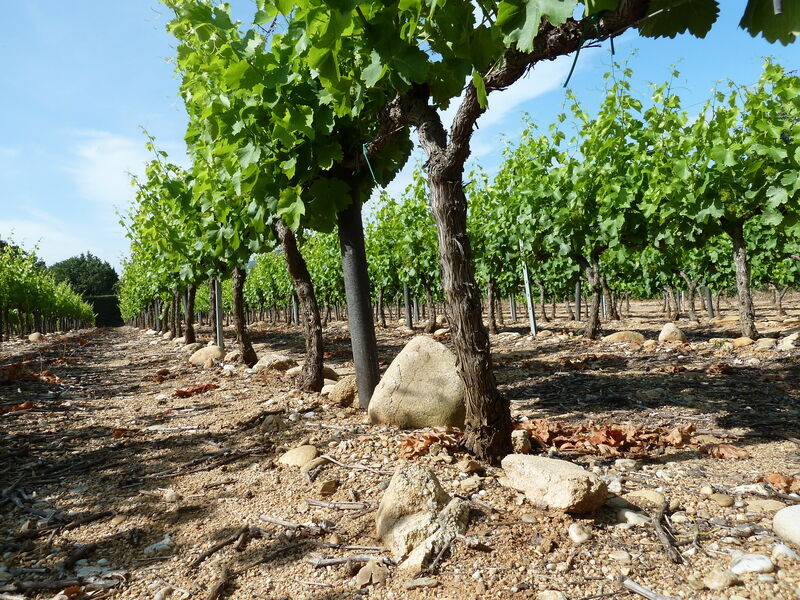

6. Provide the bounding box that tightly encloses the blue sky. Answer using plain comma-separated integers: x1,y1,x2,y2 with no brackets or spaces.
0,1,796,272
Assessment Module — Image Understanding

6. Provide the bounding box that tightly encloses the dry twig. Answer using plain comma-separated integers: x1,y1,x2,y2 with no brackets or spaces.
617,576,679,600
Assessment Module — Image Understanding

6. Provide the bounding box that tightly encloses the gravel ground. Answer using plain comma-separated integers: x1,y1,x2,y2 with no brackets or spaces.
1,295,800,600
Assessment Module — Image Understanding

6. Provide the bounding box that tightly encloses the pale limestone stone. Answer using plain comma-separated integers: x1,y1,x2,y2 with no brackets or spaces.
501,455,607,513
369,336,465,428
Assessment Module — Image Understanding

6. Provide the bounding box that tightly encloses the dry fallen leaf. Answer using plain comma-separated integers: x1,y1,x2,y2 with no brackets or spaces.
654,365,686,374
513,419,695,458
355,559,388,588
700,443,750,460
0,400,36,415
764,472,800,493
111,427,139,438
174,383,219,398
706,362,733,375
398,427,462,458
663,424,695,447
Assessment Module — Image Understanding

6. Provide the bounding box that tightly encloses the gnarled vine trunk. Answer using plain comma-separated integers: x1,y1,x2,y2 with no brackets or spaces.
184,284,196,344
578,256,603,339
426,156,511,461
728,222,759,339
209,278,217,342
424,286,437,333
536,281,550,322
600,276,620,320
232,267,258,367
274,220,324,392
378,288,387,329
564,296,575,320
678,272,699,322
376,1,648,460
776,285,789,316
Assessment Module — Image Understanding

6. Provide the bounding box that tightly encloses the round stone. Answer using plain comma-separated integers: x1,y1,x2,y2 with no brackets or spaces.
709,493,734,508
773,505,800,547
568,522,591,545
702,569,740,591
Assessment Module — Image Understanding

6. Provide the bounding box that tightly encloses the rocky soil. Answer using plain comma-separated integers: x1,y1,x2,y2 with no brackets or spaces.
1,295,800,600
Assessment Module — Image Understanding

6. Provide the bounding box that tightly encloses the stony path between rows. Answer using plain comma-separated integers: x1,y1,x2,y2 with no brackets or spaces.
1,309,800,600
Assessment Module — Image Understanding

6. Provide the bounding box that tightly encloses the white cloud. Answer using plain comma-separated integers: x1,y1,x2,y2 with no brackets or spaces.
480,57,573,129
0,146,20,159
0,217,105,267
64,130,149,212
437,55,573,135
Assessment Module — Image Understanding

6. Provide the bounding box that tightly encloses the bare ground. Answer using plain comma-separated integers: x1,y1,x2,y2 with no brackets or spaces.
1,294,800,600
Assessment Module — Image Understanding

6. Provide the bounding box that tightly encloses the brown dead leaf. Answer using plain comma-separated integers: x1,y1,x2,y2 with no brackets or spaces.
764,472,800,493
760,373,784,382
700,443,750,460
560,359,589,371
654,365,686,374
663,424,695,447
174,383,219,398
0,361,25,384
111,427,139,438
355,559,388,588
0,400,36,415
397,427,462,459
706,362,733,375
514,419,696,459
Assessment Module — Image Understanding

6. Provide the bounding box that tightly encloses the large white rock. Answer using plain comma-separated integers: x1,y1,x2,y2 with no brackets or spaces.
754,337,777,352
368,336,465,428
224,349,242,363
773,505,800,547
253,354,299,373
189,345,224,365
28,332,43,342
601,331,645,344
501,455,607,513
779,332,800,351
376,463,449,557
729,552,774,575
376,463,469,571
284,364,338,379
658,323,687,343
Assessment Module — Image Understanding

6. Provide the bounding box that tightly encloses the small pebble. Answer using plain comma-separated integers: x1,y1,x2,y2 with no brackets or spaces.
521,514,537,524
671,512,690,523
730,552,774,575
700,485,714,496
709,493,734,508
153,587,172,600
403,577,439,590
609,550,631,563
163,490,182,503
537,592,567,600
702,569,740,591
616,508,649,526
773,543,799,561
568,523,591,545
614,458,640,471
